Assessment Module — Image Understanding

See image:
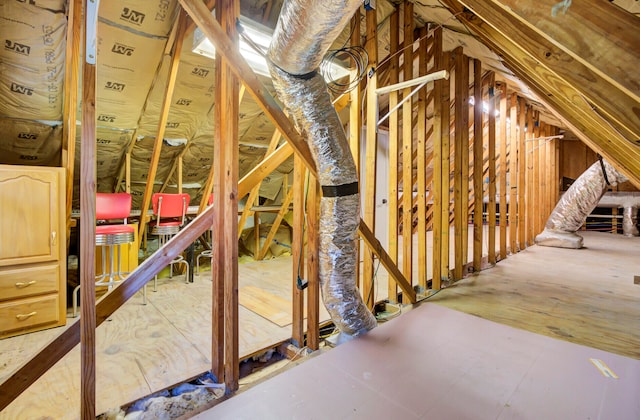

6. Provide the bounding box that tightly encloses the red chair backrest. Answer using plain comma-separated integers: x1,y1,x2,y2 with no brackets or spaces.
96,193,132,221
152,193,190,219
208,193,214,206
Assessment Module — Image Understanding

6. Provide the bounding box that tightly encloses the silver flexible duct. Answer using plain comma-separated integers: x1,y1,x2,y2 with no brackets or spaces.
535,159,628,248
268,0,377,336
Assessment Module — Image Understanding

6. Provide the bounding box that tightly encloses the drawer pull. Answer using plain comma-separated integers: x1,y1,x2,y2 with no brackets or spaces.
15,281,37,288
16,311,37,321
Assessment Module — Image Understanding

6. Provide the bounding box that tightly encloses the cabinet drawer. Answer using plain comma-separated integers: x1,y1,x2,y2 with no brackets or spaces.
0,264,59,301
0,294,60,335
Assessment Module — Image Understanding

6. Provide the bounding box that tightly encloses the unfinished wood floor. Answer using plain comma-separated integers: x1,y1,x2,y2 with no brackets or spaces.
1,230,638,418
430,230,640,359
0,256,330,419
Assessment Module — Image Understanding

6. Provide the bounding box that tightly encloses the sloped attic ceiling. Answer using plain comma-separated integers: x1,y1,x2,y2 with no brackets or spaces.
0,0,638,212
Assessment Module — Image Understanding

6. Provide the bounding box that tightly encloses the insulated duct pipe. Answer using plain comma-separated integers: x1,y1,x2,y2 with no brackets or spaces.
267,0,377,336
535,159,628,248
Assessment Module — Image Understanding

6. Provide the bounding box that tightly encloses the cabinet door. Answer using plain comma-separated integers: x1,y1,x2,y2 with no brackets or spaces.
0,166,62,266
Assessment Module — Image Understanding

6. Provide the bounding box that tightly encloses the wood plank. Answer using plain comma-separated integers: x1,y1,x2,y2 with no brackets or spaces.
239,286,292,327
517,97,526,250
349,10,362,292
533,115,542,235
525,106,534,244
472,59,484,272
453,48,468,280
401,0,414,288
498,91,508,259
508,95,518,254
215,0,240,393
440,51,452,284
62,0,81,236
362,5,378,310
137,16,187,240
306,174,320,350
79,6,98,414
256,188,294,261
417,26,428,289
432,27,444,289
487,75,497,265
387,7,400,302
291,155,304,347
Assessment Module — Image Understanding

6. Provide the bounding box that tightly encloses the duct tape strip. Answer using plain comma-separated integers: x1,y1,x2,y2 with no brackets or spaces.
598,155,611,185
321,182,359,197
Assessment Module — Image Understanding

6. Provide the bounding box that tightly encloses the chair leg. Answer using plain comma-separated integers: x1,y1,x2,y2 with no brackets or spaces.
72,284,81,318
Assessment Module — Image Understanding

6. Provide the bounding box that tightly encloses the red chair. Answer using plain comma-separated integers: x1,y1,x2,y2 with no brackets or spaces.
197,193,214,275
73,193,135,317
147,193,190,293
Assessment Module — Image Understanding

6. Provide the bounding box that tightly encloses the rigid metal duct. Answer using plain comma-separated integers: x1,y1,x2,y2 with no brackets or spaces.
267,0,377,336
535,159,628,248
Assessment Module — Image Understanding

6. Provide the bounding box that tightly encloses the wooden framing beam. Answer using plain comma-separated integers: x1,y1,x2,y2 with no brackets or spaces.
508,94,518,254
417,26,428,290
431,27,444,289
256,188,294,260
533,116,542,235
213,0,239,392
137,15,187,240
179,0,316,175
291,155,304,347
362,5,378,310
525,106,534,244
453,47,468,280
472,59,484,272
401,0,414,288
79,2,97,414
237,129,282,237
348,10,362,291
517,97,526,250
498,90,508,259
306,174,320,350
487,73,497,265
387,6,400,302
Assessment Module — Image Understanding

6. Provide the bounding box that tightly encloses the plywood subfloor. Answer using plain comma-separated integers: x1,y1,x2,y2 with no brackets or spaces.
0,255,329,419
1,230,638,418
195,303,640,419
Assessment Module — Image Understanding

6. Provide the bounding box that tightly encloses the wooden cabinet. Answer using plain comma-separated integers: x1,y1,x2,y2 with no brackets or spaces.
0,165,66,338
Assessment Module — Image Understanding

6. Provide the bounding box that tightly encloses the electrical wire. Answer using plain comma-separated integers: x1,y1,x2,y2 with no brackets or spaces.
321,45,369,95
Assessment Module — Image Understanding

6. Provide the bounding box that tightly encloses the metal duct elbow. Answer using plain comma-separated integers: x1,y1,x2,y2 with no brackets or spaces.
535,159,628,248
268,0,377,337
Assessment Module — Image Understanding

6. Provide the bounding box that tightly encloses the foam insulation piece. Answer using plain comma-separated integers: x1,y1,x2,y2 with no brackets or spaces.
0,0,65,120
98,0,179,37
0,118,61,166
94,22,168,129
535,159,628,249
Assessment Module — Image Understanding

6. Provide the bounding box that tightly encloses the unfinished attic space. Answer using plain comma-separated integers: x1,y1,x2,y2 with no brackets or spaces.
1,0,639,417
